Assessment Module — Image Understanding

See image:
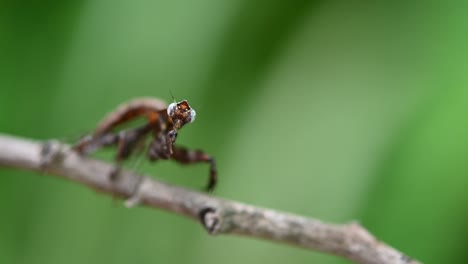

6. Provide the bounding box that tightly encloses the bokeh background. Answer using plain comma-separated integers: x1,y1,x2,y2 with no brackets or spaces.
1,1,468,263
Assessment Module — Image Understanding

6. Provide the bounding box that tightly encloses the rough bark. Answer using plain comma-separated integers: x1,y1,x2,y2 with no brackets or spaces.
0,134,421,264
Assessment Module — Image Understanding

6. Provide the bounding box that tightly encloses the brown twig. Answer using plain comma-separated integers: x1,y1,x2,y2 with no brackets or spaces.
0,133,421,264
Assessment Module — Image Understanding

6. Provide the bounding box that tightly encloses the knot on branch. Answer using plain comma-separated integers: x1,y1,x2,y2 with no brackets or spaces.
199,207,221,235
40,140,66,170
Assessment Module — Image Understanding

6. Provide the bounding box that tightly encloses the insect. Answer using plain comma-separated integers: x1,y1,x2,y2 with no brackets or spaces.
73,97,217,191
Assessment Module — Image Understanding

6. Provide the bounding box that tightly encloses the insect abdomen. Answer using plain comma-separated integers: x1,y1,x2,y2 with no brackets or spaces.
94,97,168,136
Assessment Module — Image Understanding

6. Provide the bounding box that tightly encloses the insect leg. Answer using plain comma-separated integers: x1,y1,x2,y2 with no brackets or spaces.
171,146,217,192
147,131,174,161
110,124,152,180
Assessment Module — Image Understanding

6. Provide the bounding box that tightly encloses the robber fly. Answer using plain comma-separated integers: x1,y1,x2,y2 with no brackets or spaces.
73,97,217,191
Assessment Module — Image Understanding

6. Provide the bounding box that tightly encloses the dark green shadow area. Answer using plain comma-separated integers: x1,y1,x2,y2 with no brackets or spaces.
0,1,85,137
0,2,85,263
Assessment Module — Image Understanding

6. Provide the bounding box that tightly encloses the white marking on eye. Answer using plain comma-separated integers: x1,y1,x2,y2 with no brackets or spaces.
167,102,177,117
189,109,196,123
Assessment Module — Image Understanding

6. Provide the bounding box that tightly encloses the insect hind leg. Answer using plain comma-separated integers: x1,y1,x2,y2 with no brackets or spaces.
110,125,152,180
73,133,119,155
73,124,152,182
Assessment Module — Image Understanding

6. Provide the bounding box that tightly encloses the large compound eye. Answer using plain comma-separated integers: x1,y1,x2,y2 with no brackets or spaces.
189,109,196,123
167,102,177,117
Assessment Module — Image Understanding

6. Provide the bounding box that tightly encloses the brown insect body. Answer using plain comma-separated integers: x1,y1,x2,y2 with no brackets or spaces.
74,97,217,191
94,97,169,137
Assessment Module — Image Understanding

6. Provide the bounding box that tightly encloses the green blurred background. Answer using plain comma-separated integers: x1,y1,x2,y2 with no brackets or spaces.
1,1,468,263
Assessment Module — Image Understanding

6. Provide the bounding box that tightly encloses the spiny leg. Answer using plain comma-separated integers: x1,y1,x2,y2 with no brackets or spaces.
147,130,174,161
110,124,152,180
171,146,217,192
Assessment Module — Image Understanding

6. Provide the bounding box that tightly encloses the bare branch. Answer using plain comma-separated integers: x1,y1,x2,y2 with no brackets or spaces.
0,133,421,264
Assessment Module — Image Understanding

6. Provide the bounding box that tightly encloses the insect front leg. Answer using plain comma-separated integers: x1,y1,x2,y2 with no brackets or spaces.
147,133,171,161
171,146,217,192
